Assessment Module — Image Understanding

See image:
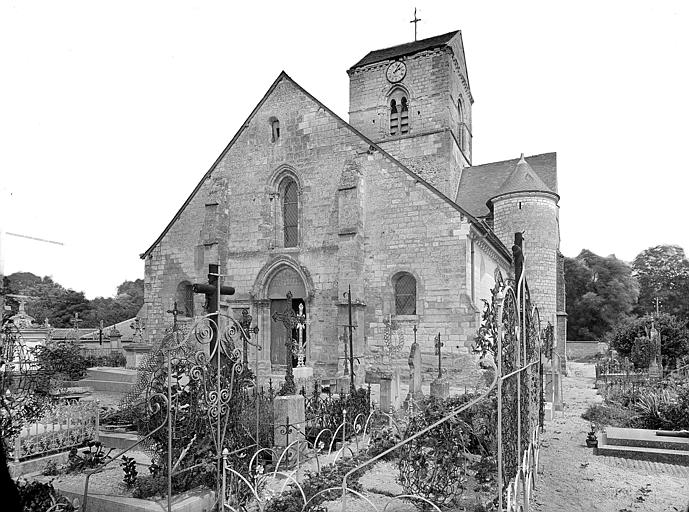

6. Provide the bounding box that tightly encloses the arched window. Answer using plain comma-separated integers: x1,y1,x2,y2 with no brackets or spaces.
394,273,417,315
283,179,298,247
176,281,194,317
389,89,410,136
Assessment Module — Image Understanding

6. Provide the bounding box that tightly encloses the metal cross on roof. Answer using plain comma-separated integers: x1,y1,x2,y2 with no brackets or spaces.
410,8,422,41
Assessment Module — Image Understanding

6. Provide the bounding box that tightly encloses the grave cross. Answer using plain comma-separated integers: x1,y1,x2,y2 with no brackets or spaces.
98,320,104,346
410,8,422,42
434,332,443,378
271,291,298,395
238,308,259,367
167,301,183,332
343,285,358,391
294,303,307,368
192,263,235,351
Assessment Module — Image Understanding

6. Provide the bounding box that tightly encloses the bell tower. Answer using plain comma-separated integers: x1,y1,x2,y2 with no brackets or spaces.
347,31,473,198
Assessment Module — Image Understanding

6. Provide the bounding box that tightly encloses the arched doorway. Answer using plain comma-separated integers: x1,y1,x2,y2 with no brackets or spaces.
267,266,307,368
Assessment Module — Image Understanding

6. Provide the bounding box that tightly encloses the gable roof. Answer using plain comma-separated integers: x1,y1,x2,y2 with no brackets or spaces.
141,71,511,262
456,153,557,218
349,31,459,70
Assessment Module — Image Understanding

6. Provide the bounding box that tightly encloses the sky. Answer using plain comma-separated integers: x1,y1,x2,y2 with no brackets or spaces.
1,0,688,299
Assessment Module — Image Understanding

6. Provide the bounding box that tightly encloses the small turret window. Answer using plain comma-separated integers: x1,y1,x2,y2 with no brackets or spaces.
388,89,410,136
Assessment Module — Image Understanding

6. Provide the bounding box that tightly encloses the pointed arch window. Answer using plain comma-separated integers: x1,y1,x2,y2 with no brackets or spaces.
283,179,298,247
394,272,417,315
389,89,410,136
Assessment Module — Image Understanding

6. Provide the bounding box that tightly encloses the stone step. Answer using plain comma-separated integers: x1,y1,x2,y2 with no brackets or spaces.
77,379,135,393
595,443,689,465
604,427,689,452
98,431,139,451
85,367,138,383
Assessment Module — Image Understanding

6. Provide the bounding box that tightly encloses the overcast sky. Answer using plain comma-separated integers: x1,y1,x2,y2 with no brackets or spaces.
1,0,687,299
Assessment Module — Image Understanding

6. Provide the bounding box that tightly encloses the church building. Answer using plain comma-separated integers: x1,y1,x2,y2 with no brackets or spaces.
140,30,565,385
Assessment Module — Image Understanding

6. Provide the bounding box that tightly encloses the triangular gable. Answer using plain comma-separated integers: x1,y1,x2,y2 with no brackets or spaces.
141,72,510,262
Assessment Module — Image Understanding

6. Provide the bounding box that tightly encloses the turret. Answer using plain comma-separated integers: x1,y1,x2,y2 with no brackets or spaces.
489,154,560,327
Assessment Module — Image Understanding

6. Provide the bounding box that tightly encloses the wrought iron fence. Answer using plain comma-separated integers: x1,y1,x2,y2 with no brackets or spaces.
7,400,99,462
300,381,371,440
78,346,126,367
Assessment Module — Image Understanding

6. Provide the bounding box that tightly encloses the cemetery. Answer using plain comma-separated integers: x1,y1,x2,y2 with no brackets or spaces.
2,254,548,512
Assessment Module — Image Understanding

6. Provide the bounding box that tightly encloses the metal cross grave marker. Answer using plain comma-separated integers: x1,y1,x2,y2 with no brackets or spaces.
271,291,298,395
192,263,235,352
434,332,443,378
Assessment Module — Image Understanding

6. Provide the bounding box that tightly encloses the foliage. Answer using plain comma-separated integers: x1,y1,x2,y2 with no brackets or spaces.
632,245,689,320
607,313,689,368
41,459,61,476
121,455,138,488
629,336,655,369
1,319,52,441
33,342,89,381
263,451,370,512
66,442,113,472
132,465,213,499
83,351,126,368
15,478,77,512
3,272,144,328
564,250,639,341
581,403,635,427
367,425,401,460
397,394,498,507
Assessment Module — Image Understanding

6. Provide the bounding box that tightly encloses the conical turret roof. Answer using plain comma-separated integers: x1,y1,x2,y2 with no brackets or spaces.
490,154,556,201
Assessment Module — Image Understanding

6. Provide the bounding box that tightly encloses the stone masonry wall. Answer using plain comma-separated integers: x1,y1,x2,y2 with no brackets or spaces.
142,76,490,386
348,41,472,197
492,193,559,329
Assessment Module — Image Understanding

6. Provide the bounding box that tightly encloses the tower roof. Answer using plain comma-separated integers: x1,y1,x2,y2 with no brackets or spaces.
349,31,459,70
491,154,555,200
456,153,557,217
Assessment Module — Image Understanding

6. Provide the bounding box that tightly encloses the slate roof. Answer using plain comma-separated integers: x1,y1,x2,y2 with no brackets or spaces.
456,153,557,218
350,31,459,69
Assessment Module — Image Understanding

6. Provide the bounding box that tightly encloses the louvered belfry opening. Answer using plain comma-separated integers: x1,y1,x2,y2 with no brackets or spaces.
389,91,409,136
390,99,399,135
395,273,417,315
400,96,409,134
283,179,298,247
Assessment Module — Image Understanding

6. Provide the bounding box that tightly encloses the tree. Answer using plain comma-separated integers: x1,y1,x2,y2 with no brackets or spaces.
632,245,689,321
565,250,639,341
608,313,689,369
4,273,143,328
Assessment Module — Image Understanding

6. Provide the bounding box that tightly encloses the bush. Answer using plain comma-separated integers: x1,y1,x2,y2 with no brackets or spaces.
581,402,634,427
608,314,689,369
15,479,77,512
367,425,401,460
33,342,89,381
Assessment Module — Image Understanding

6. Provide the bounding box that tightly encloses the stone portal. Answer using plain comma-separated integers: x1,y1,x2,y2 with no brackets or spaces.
267,266,307,371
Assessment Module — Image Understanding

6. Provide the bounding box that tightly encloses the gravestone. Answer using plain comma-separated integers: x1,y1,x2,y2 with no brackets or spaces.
430,377,450,399
403,340,423,409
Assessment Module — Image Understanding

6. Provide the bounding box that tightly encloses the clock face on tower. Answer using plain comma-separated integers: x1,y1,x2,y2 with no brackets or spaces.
386,61,407,83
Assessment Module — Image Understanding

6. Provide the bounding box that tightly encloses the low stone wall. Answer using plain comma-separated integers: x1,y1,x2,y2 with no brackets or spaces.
567,340,608,360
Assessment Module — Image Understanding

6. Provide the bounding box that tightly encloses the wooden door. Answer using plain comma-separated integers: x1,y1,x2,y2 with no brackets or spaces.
270,299,288,366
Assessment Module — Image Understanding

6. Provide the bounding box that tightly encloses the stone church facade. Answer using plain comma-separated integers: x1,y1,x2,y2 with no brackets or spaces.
140,31,565,385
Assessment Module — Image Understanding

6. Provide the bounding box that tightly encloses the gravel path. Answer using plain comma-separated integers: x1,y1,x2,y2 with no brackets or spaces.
532,362,688,512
